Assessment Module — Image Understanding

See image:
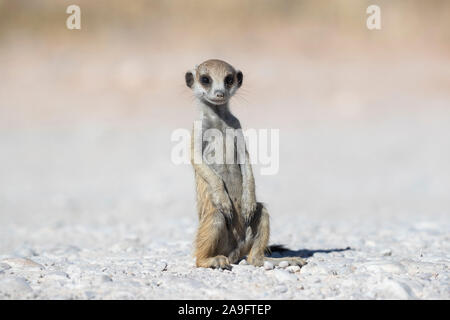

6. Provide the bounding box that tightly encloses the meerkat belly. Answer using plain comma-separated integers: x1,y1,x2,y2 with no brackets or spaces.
211,163,243,212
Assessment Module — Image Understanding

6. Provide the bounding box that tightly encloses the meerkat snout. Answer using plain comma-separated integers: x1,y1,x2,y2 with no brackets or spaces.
214,90,225,98
185,59,243,106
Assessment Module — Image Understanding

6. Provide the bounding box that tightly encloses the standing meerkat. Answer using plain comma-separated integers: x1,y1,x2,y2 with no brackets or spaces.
185,59,306,269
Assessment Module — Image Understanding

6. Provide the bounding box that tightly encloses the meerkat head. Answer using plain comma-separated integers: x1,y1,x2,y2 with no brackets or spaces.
185,59,243,106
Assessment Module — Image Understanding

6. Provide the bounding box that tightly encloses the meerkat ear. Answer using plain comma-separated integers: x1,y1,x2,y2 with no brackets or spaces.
185,71,194,88
236,70,243,88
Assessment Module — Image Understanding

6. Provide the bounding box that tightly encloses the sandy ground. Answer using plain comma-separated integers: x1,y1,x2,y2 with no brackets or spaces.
0,109,449,299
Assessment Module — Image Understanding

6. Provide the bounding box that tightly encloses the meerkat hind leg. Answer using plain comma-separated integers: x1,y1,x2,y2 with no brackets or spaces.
246,203,270,267
195,200,232,269
246,204,307,267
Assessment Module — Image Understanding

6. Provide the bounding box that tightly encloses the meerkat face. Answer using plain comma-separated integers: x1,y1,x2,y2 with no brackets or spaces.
185,59,243,106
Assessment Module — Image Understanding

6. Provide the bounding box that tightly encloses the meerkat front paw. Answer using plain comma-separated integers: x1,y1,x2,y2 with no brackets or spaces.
211,191,233,221
196,255,232,270
241,191,257,223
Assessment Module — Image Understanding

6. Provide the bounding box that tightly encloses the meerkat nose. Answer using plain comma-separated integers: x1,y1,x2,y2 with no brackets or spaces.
214,90,225,98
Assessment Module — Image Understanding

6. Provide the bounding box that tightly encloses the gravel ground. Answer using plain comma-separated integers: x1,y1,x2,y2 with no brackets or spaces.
0,110,449,300
1,215,448,300
1,2,449,300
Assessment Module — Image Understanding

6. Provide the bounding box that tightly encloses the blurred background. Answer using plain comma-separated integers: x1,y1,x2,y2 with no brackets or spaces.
0,1,449,244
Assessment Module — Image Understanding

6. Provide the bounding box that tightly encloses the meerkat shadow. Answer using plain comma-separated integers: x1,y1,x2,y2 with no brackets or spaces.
266,245,352,259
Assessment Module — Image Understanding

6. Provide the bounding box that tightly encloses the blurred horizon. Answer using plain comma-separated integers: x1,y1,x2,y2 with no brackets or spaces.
0,0,449,130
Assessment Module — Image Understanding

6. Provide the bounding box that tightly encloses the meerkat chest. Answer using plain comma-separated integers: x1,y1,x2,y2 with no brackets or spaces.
201,118,244,200
201,118,245,167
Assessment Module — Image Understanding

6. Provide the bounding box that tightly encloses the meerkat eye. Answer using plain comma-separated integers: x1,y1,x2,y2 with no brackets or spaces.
225,75,234,86
200,76,211,85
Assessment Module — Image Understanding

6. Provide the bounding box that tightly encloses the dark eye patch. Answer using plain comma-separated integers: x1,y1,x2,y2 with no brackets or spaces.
224,74,234,86
200,75,211,85
236,71,243,87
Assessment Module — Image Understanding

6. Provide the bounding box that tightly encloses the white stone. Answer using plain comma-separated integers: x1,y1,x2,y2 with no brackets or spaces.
264,261,274,270
2,257,45,270
238,259,248,265
45,271,70,280
274,285,288,293
273,269,298,282
300,262,328,275
286,266,301,273
279,261,289,268
159,261,168,271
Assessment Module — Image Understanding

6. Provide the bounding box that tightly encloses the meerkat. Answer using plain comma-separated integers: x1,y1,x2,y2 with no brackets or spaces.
185,59,306,269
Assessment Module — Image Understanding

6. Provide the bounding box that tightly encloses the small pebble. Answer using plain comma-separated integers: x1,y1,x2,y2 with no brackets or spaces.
101,275,113,282
159,261,168,271
264,261,274,270
286,265,301,273
273,269,298,282
274,285,288,293
239,259,248,266
45,271,70,280
279,261,289,268
2,258,45,270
